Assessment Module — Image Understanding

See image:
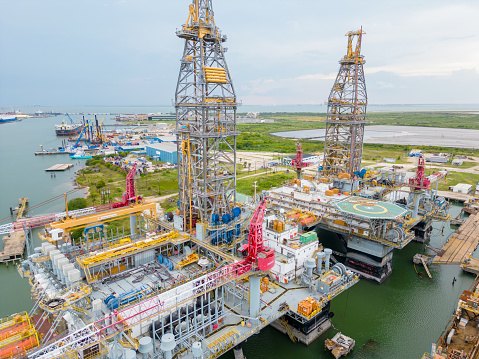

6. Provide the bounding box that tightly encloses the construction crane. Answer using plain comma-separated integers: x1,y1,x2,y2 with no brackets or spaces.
175,0,238,232
323,29,367,177
239,198,275,271
409,155,431,190
291,141,311,179
73,125,88,149
65,113,76,126
111,164,140,208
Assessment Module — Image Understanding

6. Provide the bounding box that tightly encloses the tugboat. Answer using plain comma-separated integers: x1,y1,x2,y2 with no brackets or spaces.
55,113,82,136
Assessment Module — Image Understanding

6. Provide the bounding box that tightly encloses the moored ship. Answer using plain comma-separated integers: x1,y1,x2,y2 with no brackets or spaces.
54,122,82,136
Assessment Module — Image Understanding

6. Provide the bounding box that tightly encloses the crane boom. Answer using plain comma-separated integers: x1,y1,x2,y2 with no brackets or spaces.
65,113,75,125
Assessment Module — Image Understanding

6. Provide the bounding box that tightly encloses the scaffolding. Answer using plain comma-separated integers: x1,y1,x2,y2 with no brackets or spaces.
175,0,239,232
323,29,367,177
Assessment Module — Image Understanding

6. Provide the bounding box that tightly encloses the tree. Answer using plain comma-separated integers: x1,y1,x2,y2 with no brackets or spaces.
96,180,106,189
67,198,87,211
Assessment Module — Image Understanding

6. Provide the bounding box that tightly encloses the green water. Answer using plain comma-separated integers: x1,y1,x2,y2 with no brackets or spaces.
0,116,87,316
0,116,475,358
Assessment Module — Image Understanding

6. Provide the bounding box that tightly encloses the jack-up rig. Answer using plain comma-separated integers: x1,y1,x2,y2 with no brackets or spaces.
269,30,450,283
0,1,359,359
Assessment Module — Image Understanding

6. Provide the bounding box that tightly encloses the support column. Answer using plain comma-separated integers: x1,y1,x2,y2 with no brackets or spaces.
233,343,244,359
249,276,260,325
130,215,137,237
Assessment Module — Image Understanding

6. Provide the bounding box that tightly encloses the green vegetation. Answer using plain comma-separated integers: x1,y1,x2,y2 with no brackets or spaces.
437,172,479,191
366,112,479,129
236,171,296,196
77,159,178,207
236,112,479,157
67,198,88,211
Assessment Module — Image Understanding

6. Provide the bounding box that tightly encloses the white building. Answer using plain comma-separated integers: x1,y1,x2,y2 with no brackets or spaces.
262,215,319,284
451,183,473,194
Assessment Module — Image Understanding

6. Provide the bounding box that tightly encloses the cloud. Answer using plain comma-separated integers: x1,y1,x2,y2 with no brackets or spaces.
296,73,337,80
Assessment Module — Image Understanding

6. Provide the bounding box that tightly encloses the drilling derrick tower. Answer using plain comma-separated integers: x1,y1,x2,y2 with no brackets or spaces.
323,30,367,177
175,0,238,232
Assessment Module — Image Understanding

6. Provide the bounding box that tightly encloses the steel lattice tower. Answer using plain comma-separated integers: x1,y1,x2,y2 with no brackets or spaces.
323,30,367,177
175,0,238,231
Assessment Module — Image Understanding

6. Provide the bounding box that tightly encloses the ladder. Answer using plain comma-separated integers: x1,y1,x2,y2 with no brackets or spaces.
281,316,297,343
420,257,432,279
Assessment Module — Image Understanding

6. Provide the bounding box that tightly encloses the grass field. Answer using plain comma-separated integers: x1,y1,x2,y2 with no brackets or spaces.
437,172,479,191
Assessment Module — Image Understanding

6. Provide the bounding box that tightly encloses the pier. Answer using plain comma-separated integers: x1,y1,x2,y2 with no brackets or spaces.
45,164,74,172
0,231,25,264
462,258,479,275
436,190,475,204
432,212,479,264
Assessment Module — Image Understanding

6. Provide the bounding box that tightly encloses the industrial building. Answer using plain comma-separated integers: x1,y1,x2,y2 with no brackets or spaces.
145,142,178,164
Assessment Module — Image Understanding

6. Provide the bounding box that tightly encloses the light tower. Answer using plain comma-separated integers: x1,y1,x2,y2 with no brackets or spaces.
323,29,367,177
175,0,238,231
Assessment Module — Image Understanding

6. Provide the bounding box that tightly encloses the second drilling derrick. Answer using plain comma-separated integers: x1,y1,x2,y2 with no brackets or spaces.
175,0,238,233
323,30,367,177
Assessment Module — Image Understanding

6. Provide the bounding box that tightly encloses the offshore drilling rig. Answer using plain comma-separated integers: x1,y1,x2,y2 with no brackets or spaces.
174,0,239,238
323,30,367,177
0,2,359,359
269,30,450,283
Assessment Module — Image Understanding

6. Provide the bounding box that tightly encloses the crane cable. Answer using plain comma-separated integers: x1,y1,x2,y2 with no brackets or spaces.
0,188,84,224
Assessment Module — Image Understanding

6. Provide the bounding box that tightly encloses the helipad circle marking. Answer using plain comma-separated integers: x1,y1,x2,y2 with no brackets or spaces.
352,203,388,214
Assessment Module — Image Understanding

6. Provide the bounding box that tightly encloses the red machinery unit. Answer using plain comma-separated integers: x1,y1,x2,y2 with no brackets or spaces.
409,155,431,190
112,164,141,208
240,198,275,271
291,141,311,178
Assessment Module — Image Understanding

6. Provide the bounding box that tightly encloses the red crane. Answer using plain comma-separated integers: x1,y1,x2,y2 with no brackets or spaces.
409,155,431,190
291,141,311,179
239,198,275,271
112,164,141,208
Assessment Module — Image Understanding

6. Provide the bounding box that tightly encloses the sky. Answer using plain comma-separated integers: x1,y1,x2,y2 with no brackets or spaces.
0,0,478,107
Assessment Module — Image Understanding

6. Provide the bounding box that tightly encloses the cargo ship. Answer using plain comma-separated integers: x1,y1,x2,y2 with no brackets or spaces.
55,113,83,136
0,115,18,123
54,121,82,136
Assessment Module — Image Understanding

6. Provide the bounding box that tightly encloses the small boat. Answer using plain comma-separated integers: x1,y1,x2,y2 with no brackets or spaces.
70,150,92,160
325,332,355,358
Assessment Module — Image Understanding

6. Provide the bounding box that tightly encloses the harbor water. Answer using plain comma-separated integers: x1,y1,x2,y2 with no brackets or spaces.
0,109,476,358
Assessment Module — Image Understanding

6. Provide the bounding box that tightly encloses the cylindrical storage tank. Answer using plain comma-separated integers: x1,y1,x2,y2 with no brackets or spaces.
305,258,315,277
138,336,153,357
381,170,386,180
160,333,176,359
124,349,136,359
192,342,203,359
57,258,69,283
395,172,400,183
49,250,61,268
324,248,332,271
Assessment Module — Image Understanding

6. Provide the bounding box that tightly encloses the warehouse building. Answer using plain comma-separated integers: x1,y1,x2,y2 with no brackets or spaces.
145,142,178,164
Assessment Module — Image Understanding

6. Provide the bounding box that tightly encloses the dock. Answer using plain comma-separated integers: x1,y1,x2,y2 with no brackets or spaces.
436,190,475,203
45,163,74,172
16,197,28,220
35,149,69,156
462,258,479,275
432,212,479,264
0,231,25,264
